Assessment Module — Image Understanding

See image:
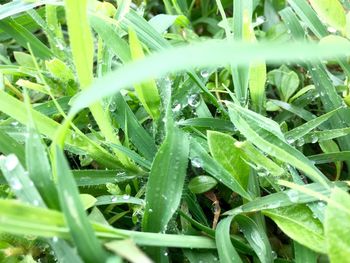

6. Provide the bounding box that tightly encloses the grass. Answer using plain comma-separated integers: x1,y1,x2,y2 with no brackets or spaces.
0,0,350,262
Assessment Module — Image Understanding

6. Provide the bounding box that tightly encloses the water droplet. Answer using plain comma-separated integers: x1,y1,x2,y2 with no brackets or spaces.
191,157,202,168
122,194,130,200
117,171,126,176
52,236,58,243
111,196,117,202
187,94,201,108
11,121,19,126
311,134,318,144
200,70,209,78
256,166,269,177
87,124,92,130
172,103,182,113
296,138,305,147
327,27,337,33
164,252,168,256
285,136,295,144
272,251,277,259
109,101,117,112
5,155,19,171
10,178,22,190
33,200,39,206
148,208,153,213
286,190,299,203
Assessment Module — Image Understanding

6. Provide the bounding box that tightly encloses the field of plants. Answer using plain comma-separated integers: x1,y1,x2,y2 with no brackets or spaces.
0,0,350,262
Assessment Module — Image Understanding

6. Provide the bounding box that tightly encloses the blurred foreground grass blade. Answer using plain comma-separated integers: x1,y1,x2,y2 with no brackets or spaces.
0,0,52,20
105,240,152,263
25,106,60,209
142,128,189,232
263,205,326,253
69,40,350,114
0,90,124,169
235,215,273,263
325,188,350,262
232,0,252,105
227,103,329,186
309,151,350,164
216,216,242,263
0,18,52,59
64,0,130,167
294,242,317,263
53,146,108,262
0,154,45,207
129,28,161,120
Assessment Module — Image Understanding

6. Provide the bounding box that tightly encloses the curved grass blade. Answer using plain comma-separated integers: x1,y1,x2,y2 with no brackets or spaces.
53,146,108,262
69,40,350,114
178,118,236,132
0,129,26,166
95,195,144,206
215,216,242,263
309,151,350,164
304,128,350,144
235,215,273,263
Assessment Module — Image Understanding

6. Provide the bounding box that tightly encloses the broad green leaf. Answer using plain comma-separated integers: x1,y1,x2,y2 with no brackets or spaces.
263,205,326,253
234,140,285,177
215,216,242,263
0,154,45,207
189,138,251,200
188,176,218,194
142,128,189,232
207,131,249,189
235,215,273,263
309,0,346,32
53,146,107,262
13,51,35,67
294,242,317,263
325,188,350,262
129,28,161,120
267,65,299,102
227,103,329,186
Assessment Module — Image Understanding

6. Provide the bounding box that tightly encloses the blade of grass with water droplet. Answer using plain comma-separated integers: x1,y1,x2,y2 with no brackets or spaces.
227,103,329,186
235,215,273,263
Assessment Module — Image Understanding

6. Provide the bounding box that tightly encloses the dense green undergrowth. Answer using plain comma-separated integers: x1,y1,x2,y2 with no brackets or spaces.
1,0,350,262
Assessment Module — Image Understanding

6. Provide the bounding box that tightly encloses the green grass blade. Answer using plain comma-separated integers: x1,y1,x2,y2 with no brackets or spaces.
228,103,329,186
235,215,273,263
142,128,189,232
0,129,26,166
294,242,317,263
53,146,108,262
215,216,243,263
0,18,52,59
69,40,350,114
